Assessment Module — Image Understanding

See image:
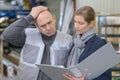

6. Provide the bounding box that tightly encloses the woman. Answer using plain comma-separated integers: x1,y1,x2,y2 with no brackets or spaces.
64,6,111,80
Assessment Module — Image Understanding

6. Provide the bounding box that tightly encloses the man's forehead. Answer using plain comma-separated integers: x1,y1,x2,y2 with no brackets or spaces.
39,10,52,16
36,10,53,25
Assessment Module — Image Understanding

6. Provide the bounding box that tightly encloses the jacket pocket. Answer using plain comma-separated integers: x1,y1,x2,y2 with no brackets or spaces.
22,44,39,64
54,47,69,66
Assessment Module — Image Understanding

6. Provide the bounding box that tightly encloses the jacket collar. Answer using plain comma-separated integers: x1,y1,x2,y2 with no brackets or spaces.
78,35,96,63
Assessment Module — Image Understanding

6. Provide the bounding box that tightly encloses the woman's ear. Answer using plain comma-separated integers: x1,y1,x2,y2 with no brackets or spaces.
52,15,56,23
89,21,95,27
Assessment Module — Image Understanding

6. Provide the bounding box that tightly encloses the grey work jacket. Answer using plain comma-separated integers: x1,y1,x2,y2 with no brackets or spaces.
19,29,73,80
2,15,73,80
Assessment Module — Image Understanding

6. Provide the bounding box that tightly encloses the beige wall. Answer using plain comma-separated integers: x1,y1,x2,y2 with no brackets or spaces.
76,0,120,14
46,0,61,27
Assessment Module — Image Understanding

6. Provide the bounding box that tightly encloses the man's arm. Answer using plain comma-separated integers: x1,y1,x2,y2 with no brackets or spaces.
1,6,48,47
1,14,34,47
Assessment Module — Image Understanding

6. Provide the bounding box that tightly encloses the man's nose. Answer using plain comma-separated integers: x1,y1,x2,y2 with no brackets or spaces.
46,24,50,30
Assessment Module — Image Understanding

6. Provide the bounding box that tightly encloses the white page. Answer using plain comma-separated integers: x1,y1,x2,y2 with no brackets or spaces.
36,42,120,80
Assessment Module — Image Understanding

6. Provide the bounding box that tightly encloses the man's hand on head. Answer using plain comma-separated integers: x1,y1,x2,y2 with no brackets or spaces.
30,6,48,20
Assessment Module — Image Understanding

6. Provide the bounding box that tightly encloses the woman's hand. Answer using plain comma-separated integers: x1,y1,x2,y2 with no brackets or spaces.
63,73,85,80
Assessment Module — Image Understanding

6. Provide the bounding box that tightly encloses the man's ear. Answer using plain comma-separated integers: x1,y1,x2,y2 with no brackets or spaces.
52,15,56,23
34,23,38,28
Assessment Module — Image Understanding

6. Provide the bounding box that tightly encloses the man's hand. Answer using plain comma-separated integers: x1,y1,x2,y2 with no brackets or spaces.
30,6,48,19
63,73,86,80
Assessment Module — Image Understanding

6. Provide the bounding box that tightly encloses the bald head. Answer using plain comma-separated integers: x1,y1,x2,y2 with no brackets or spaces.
36,10,53,23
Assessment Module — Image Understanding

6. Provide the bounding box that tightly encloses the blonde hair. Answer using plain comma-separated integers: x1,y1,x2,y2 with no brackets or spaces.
75,6,95,23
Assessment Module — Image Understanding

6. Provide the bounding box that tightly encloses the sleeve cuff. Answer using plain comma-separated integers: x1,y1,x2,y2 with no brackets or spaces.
24,14,35,24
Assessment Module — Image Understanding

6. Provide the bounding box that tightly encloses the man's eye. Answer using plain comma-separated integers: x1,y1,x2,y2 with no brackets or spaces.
41,25,45,28
48,21,52,24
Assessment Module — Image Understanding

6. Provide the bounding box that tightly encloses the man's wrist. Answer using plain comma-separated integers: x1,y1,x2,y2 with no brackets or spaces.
24,14,35,25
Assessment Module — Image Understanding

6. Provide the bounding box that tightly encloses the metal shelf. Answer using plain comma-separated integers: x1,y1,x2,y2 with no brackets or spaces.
100,34,120,37
99,25,120,27
112,67,120,71
97,15,120,75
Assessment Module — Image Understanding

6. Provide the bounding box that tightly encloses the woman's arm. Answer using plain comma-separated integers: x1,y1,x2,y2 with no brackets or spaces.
63,73,85,80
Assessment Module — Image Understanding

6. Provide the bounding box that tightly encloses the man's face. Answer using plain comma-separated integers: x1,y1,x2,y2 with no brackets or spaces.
36,10,56,36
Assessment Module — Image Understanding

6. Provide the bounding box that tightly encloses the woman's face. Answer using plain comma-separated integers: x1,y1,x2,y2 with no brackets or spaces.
74,15,92,34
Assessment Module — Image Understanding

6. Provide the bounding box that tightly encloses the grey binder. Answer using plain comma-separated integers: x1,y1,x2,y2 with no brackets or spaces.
36,42,120,80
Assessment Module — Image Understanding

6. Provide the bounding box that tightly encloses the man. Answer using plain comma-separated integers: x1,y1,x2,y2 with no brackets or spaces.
1,6,73,80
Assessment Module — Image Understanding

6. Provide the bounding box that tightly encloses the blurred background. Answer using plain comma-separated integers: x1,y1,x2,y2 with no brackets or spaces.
0,0,120,80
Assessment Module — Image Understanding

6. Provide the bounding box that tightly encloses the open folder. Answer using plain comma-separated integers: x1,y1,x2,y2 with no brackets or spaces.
36,42,120,80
